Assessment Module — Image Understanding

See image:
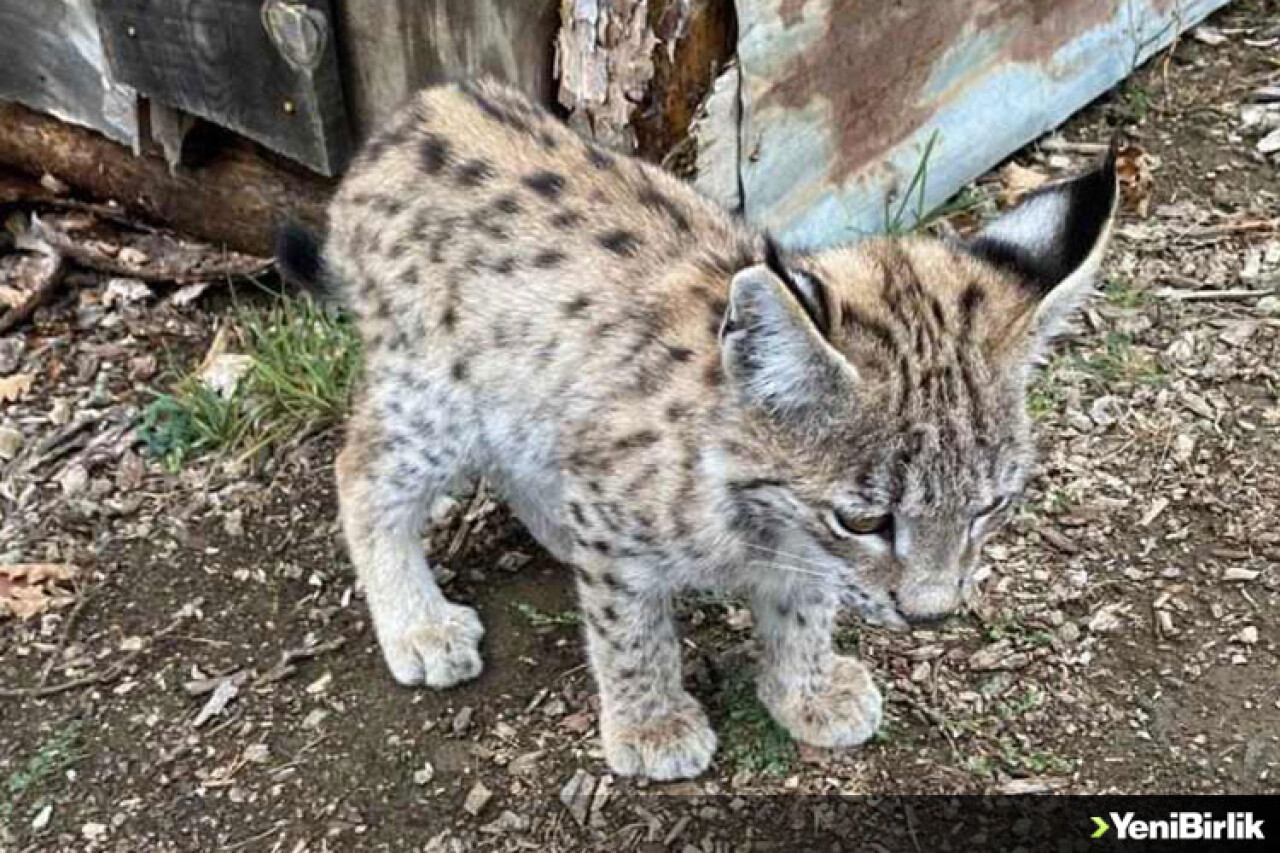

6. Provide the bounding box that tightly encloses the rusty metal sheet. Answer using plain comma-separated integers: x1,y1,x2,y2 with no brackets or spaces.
695,0,1231,247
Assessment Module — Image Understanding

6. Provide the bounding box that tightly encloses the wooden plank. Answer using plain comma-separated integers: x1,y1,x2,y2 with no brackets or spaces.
0,0,139,147
335,0,560,141
693,0,1232,247
0,100,332,256
93,0,351,175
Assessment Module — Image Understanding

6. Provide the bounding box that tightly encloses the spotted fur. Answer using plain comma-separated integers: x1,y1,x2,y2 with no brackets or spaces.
282,79,1118,780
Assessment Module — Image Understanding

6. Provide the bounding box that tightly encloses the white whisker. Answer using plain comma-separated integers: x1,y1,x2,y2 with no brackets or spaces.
742,542,832,571
760,562,846,590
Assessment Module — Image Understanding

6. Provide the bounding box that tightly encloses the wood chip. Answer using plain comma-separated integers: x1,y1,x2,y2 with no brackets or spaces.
559,768,596,826
463,781,493,817
192,678,239,728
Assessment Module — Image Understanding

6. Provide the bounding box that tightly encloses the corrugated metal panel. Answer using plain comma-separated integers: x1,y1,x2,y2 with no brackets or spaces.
695,0,1231,247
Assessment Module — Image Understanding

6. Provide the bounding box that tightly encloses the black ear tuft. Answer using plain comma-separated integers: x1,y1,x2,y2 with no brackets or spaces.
969,148,1117,296
275,221,324,288
763,234,832,338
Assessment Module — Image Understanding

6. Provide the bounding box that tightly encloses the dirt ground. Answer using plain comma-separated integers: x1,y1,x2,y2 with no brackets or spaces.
2,3,1279,851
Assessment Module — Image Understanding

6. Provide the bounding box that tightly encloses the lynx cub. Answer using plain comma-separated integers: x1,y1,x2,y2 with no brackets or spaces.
278,80,1117,780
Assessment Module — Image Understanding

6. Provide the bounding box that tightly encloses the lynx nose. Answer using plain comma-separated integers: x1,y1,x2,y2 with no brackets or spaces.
891,585,962,626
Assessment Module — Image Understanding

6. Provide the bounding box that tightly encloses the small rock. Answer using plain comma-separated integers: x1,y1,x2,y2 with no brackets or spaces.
559,769,596,826
305,672,332,694
1057,621,1081,643
559,708,593,734
909,660,931,683
480,810,529,834
1224,567,1260,582
1236,626,1259,645
31,803,52,831
58,464,89,497
508,751,543,776
1088,395,1124,427
1219,320,1259,347
0,338,23,374
103,277,153,306
1087,602,1129,634
463,781,493,817
496,551,532,572
1259,127,1280,155
413,762,436,785
0,426,23,460
192,678,239,728
540,697,567,719
82,822,107,841
302,709,328,729
1181,392,1215,420
243,743,270,763
1039,528,1080,555
1256,295,1280,316
1172,433,1196,464
1065,410,1094,433
40,173,69,194
452,706,474,736
117,246,149,267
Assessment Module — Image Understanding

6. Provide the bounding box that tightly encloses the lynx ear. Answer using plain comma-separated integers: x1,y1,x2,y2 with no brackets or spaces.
969,149,1119,344
719,261,856,424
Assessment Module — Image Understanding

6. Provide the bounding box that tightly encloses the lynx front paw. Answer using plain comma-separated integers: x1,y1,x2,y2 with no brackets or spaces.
759,655,882,748
601,697,718,780
379,602,485,689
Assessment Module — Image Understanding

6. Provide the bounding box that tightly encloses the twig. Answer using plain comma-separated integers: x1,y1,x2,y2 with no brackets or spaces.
36,586,90,687
222,821,288,852
0,607,192,698
1038,138,1110,155
0,251,67,334
255,637,346,685
1154,287,1274,302
1175,218,1280,240
28,216,270,285
445,484,492,561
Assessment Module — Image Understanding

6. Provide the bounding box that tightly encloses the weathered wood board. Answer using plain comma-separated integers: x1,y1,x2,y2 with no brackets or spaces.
93,0,351,175
694,0,1232,247
0,0,140,148
335,0,561,141
0,100,331,256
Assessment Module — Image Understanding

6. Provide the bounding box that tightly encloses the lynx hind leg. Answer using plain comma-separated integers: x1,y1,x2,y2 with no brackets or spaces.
336,394,484,689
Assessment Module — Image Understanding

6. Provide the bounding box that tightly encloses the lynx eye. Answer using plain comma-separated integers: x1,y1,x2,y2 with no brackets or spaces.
827,509,893,539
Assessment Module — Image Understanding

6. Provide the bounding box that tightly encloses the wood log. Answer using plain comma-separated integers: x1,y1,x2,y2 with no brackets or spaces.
0,100,333,257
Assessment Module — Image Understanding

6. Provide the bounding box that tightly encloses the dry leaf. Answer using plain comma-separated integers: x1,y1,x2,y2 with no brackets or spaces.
0,285,26,309
0,373,34,403
0,563,79,620
999,161,1050,205
196,324,253,398
1116,144,1155,217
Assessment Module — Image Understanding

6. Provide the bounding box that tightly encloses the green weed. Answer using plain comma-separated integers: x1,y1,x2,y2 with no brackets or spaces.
513,602,580,630
2,722,83,822
718,670,797,777
138,294,359,469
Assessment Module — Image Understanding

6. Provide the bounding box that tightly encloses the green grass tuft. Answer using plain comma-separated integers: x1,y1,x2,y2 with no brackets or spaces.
717,670,797,777
2,722,83,822
138,294,359,470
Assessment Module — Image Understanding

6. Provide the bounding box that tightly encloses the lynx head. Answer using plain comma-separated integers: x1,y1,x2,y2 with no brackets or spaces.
719,154,1118,628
